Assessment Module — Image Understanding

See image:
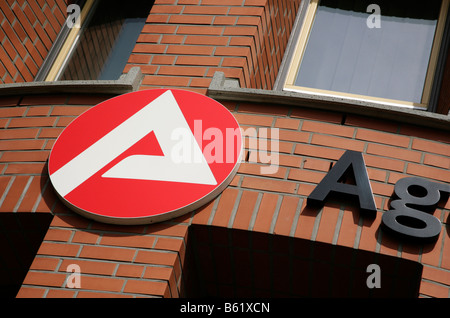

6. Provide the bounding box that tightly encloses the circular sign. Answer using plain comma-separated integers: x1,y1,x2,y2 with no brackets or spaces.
48,89,243,225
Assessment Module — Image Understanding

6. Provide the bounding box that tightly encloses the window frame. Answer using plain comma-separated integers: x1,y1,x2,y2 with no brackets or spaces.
35,0,97,82
282,0,450,111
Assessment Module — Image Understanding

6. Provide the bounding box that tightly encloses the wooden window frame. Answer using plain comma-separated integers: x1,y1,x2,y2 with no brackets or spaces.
282,0,450,111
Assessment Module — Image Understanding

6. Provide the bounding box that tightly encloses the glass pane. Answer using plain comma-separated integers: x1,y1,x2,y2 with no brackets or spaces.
59,0,153,81
294,0,441,103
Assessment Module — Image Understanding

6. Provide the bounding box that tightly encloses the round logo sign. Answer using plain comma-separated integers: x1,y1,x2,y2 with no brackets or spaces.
48,89,243,225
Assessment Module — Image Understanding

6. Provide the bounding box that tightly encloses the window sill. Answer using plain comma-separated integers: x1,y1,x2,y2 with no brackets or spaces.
0,67,143,97
207,72,450,132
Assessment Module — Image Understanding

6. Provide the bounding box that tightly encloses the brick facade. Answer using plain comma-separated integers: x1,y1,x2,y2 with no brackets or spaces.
0,0,449,298
0,0,67,84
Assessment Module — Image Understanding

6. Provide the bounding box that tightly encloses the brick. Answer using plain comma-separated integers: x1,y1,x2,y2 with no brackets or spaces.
203,0,244,4
303,158,331,172
150,4,183,14
5,163,46,174
295,143,344,160
294,201,317,240
191,199,214,225
81,276,125,293
79,245,136,262
8,117,56,128
0,175,28,211
214,16,238,25
231,190,258,230
136,33,160,45
177,25,224,36
407,163,450,183
0,106,26,117
46,290,76,298
421,231,444,267
29,257,60,271
278,130,309,143
37,242,80,257
238,161,286,178
412,139,450,157
288,168,325,184
44,229,72,242
142,75,191,87
253,192,279,233
124,280,170,297
336,206,359,248
301,120,355,138
38,127,64,138
363,154,405,172
22,272,66,288
167,44,215,56
0,128,39,139
154,237,184,253
272,195,299,236
149,56,174,66
169,15,214,25
184,35,229,46
316,204,340,244
345,115,398,133
366,143,422,162
274,118,300,130
145,223,188,237
59,259,116,276
100,234,155,249
212,188,239,227
234,113,273,126
158,65,207,77
312,134,365,152
176,55,221,66
0,139,45,151
0,151,49,163
142,24,177,34
160,34,185,44
291,108,343,124
357,212,382,253
134,250,178,266
183,6,230,15
419,281,449,298
16,287,46,298
68,231,99,245
133,44,167,54
241,176,296,193
355,129,410,148
116,264,145,278
424,153,450,169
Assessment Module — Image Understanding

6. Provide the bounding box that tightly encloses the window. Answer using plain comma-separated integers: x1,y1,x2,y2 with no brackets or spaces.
283,0,449,110
36,0,154,81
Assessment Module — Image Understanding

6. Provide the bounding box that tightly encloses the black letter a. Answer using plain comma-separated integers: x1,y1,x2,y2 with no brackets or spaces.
307,150,376,217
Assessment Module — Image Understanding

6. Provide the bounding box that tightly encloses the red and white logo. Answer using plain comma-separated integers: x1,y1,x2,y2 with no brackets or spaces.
48,89,243,224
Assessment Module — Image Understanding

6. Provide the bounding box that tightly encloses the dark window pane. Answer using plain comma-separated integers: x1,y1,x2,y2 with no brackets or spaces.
295,0,441,103
59,0,154,81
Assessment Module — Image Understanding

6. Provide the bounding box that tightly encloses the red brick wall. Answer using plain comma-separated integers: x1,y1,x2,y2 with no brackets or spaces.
0,0,68,83
124,0,301,93
0,93,447,297
0,0,449,299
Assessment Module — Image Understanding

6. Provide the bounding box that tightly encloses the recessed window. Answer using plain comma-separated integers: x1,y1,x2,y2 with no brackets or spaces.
284,0,449,110
36,0,154,81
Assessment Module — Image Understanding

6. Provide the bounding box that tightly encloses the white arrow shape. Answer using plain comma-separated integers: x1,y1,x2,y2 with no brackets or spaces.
50,90,216,197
